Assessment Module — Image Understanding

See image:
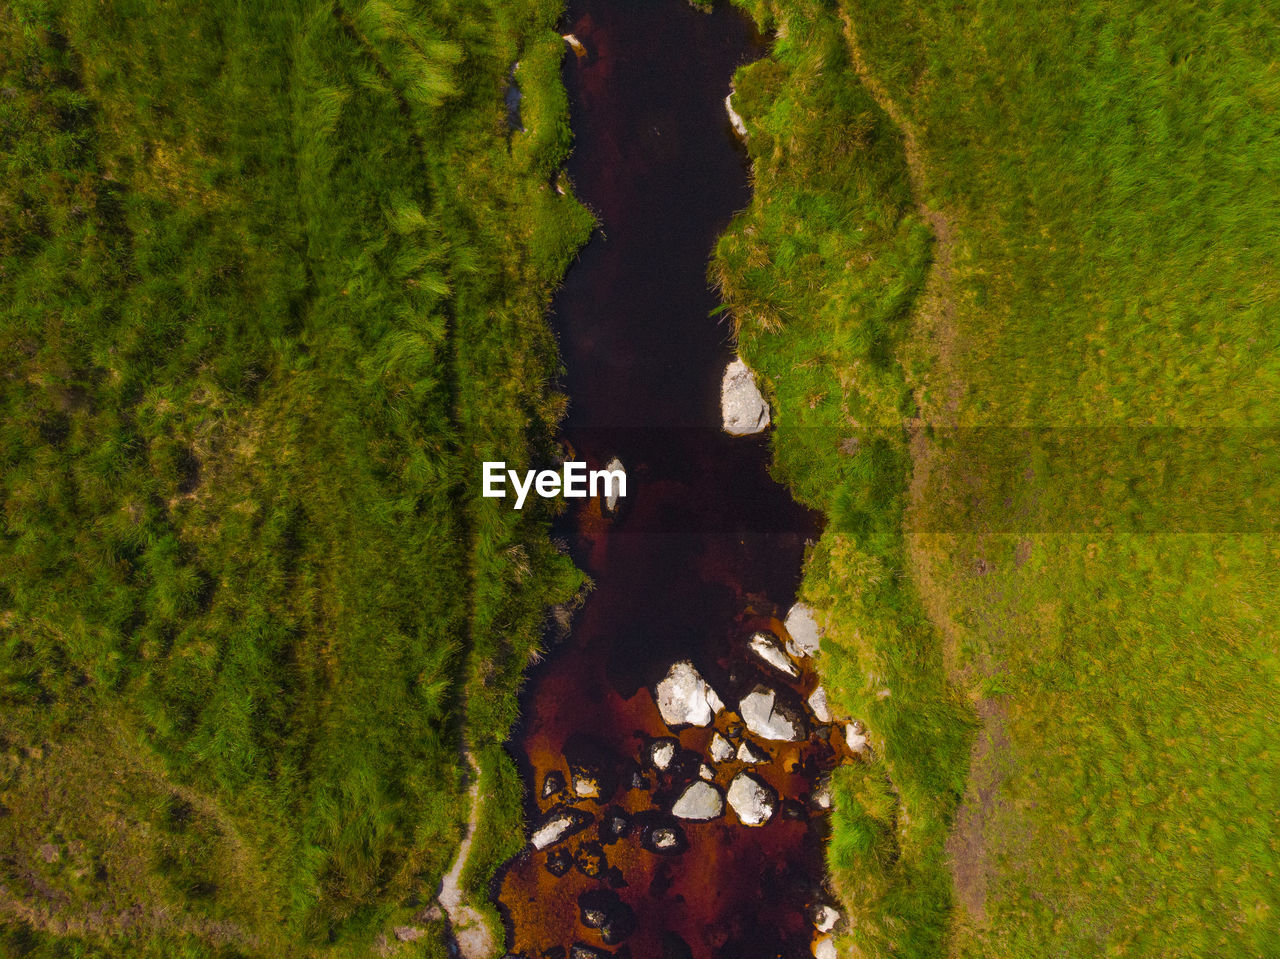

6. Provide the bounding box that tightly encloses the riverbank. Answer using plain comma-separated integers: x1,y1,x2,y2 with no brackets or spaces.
0,1,590,954
723,0,1280,956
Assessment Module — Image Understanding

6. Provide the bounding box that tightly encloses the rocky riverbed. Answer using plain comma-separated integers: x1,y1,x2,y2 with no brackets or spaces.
499,604,862,958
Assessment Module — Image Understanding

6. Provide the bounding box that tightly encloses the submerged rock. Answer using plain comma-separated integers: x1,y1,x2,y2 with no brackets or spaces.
748,631,799,677
807,686,832,724
709,732,735,762
542,769,566,799
783,602,822,657
739,684,807,742
698,763,715,781
721,357,771,435
727,771,777,826
545,847,572,876
642,820,687,854
578,889,636,945
736,739,770,764
654,661,721,728
599,807,631,844
570,945,609,959
574,840,607,878
530,805,591,850
563,33,586,57
671,780,724,821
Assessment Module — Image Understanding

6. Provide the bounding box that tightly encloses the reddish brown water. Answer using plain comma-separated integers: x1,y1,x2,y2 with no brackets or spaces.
495,3,835,957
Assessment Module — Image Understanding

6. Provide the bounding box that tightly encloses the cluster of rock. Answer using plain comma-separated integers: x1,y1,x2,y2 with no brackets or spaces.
519,601,866,956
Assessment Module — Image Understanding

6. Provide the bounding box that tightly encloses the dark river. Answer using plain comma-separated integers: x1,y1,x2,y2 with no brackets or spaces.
494,3,838,956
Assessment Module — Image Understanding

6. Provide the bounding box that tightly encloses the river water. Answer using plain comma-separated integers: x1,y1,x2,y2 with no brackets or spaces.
494,3,836,956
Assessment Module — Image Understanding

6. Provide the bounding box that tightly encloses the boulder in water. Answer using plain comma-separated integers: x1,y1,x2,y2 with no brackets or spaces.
709,732,735,762
783,602,822,657
646,737,678,771
748,631,799,677
654,661,721,728
672,780,724,821
602,456,625,513
739,684,807,742
530,805,591,850
807,685,832,724
727,771,777,826
721,357,771,435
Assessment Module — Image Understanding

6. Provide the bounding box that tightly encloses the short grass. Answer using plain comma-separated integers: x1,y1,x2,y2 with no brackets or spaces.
0,0,589,953
724,0,1280,956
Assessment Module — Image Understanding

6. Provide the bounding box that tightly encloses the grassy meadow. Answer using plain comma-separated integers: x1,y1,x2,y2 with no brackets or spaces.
723,0,1280,956
0,0,589,954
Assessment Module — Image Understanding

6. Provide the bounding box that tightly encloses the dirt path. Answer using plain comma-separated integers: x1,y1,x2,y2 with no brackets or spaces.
437,749,498,958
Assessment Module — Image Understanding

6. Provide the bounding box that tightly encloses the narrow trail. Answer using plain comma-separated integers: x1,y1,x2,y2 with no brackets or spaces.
438,749,497,959
838,9,959,421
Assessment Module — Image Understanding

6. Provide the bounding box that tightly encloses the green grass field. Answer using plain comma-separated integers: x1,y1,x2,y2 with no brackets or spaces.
0,0,589,954
723,0,1280,955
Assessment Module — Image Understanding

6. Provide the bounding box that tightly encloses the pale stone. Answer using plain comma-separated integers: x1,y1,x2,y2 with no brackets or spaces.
814,905,840,933
813,937,838,959
748,632,799,678
721,357,770,435
530,806,590,850
725,91,747,139
648,738,677,771
845,720,870,755
709,732,735,763
739,684,806,742
563,33,586,56
783,602,822,656
726,771,777,826
736,739,770,764
699,763,715,781
672,780,724,821
654,661,720,728
807,685,832,723
603,456,625,512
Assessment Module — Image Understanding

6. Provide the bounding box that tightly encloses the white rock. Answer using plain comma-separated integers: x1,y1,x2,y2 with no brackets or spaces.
699,763,715,781
721,357,771,436
845,720,869,755
530,807,589,850
736,739,770,764
654,661,720,728
706,685,725,714
603,456,625,513
725,91,747,139
648,738,677,771
727,771,777,826
807,686,832,723
672,780,724,821
739,684,806,742
813,937,838,959
784,603,822,656
748,632,799,678
814,905,840,933
709,732,735,763
562,33,586,56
